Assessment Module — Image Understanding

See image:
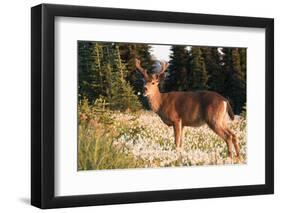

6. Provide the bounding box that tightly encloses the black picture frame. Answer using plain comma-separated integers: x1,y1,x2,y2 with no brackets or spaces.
31,3,274,209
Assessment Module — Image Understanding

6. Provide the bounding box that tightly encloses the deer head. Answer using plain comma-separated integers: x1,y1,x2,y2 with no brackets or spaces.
135,59,169,97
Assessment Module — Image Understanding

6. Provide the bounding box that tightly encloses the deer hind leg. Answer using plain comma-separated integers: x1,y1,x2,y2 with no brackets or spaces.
173,119,182,149
226,128,239,158
208,123,233,159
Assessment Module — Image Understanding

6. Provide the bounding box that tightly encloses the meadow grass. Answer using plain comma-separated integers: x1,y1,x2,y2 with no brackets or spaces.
78,121,145,170
78,108,246,170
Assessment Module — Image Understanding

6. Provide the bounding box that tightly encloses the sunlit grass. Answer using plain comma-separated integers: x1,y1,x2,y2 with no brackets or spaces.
78,122,145,170
78,109,246,170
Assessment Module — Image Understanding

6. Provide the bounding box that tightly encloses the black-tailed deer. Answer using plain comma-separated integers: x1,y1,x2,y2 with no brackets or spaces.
135,59,239,159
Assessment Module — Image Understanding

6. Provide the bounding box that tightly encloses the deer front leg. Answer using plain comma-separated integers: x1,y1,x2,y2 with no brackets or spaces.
173,119,182,149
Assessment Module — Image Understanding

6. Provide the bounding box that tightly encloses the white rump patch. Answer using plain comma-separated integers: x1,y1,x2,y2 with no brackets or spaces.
223,101,230,122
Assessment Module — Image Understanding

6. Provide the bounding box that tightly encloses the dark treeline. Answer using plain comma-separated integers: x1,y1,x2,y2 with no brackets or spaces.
165,46,246,114
78,41,246,114
78,41,153,111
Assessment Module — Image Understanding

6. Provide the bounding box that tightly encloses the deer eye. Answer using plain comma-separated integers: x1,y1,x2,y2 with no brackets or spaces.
152,82,155,85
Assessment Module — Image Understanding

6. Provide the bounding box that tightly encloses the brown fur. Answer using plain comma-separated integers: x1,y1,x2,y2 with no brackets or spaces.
136,59,239,158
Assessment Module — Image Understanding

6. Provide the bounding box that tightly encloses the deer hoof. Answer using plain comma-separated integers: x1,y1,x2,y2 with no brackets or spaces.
176,146,183,152
234,155,241,164
225,157,233,164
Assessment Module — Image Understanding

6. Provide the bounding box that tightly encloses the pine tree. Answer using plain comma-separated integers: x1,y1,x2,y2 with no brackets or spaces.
135,44,153,109
222,48,246,114
201,47,225,94
102,63,113,103
118,43,153,109
89,42,106,100
119,44,151,91
230,48,246,113
78,41,142,111
119,44,137,77
100,43,118,103
109,44,141,112
239,48,247,81
78,41,92,100
136,44,153,71
188,47,208,90
165,45,190,91
78,41,106,102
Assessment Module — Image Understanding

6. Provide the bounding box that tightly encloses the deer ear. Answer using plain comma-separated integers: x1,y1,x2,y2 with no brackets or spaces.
153,74,161,81
154,74,159,80
158,72,166,80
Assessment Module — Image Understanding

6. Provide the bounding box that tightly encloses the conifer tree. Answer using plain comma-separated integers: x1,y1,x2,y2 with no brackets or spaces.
109,44,141,111
89,42,106,99
118,43,153,108
165,46,190,91
119,44,137,77
239,48,247,81
78,42,106,102
188,47,208,90
222,48,246,114
201,47,225,94
78,41,92,100
136,44,153,71
78,41,142,111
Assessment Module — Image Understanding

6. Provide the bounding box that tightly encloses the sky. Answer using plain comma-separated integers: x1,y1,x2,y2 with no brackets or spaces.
150,45,171,62
150,45,223,62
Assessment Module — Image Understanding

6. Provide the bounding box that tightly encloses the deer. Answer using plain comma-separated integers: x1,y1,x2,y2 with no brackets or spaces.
135,59,240,160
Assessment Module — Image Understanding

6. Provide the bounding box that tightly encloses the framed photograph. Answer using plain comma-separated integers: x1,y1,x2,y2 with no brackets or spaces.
31,3,274,209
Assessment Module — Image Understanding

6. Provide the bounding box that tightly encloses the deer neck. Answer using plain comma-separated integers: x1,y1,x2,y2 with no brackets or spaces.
147,88,162,113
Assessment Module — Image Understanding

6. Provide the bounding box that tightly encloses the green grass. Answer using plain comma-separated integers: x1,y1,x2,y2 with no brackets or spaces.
78,104,247,170
78,123,145,170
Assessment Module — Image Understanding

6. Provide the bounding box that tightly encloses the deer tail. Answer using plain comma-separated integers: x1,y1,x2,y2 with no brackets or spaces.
227,101,235,120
